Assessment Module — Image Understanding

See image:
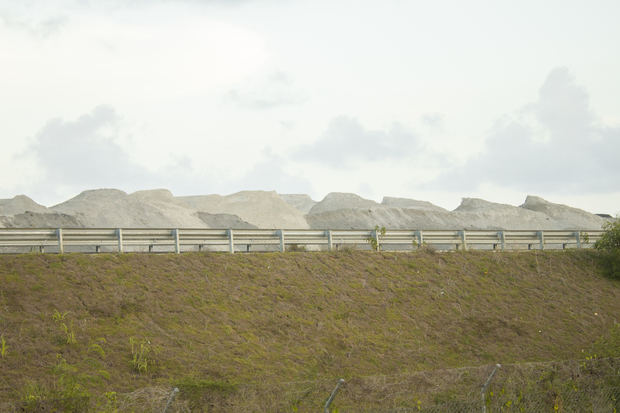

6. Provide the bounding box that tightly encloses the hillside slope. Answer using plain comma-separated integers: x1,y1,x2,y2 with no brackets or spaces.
0,250,618,411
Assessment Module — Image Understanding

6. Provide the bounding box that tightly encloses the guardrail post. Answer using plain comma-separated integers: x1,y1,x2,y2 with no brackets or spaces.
499,231,505,251
116,228,124,253
228,229,234,254
460,230,467,250
575,231,581,249
173,229,180,254
538,231,544,250
278,230,285,252
326,230,333,251
415,230,423,248
57,228,64,254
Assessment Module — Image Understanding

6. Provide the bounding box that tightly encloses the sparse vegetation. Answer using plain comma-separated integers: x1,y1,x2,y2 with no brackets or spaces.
0,250,618,411
367,225,386,251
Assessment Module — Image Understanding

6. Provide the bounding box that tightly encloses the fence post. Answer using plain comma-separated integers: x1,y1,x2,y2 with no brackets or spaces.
575,231,581,249
173,229,180,254
324,378,345,413
481,364,501,413
499,231,505,251
57,228,64,254
278,230,285,252
117,228,123,253
538,231,545,250
327,230,333,252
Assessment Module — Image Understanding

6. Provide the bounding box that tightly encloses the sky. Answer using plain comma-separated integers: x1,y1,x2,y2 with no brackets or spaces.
0,0,619,214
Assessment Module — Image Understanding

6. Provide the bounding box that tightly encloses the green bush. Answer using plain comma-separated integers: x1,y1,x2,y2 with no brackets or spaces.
594,219,620,279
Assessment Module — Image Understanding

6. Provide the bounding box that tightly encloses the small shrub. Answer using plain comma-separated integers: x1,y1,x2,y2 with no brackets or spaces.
287,244,306,252
594,219,620,279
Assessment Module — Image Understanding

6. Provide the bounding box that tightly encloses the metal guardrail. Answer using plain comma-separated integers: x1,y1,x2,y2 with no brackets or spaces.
0,228,603,254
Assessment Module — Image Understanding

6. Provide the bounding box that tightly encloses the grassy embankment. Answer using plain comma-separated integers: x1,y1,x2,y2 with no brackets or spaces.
0,249,618,411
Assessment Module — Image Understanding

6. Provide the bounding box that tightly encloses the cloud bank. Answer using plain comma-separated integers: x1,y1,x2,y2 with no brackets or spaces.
430,67,620,193
295,116,423,168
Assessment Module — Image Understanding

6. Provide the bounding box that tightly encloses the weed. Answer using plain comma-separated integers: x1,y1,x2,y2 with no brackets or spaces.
53,309,76,344
99,391,118,413
21,381,45,408
0,334,7,358
367,225,386,251
129,337,150,374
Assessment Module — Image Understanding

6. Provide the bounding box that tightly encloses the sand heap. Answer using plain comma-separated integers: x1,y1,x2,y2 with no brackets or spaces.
521,196,606,229
176,191,309,229
306,193,459,230
51,189,207,228
0,195,84,228
279,194,317,214
381,196,448,212
0,195,49,216
305,193,608,230
452,198,554,230
0,189,610,230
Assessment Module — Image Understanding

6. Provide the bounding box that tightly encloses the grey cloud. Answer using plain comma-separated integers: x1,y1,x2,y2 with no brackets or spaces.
233,149,313,195
428,68,620,193
19,106,311,201
23,106,154,198
0,12,68,37
295,116,422,168
421,113,445,130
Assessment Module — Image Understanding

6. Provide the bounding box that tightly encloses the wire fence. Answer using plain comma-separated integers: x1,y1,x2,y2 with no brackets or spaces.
3,357,618,412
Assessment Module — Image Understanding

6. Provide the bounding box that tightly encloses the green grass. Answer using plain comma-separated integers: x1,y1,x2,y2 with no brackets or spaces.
0,249,618,411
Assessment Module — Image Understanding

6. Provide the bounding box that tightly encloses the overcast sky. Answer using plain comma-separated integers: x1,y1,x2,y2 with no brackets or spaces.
1,0,619,214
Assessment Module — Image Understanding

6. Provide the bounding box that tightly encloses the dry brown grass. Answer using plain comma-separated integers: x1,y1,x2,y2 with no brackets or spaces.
0,249,618,411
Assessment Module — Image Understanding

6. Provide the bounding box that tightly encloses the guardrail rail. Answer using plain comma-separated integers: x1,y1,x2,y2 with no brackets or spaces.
0,228,603,254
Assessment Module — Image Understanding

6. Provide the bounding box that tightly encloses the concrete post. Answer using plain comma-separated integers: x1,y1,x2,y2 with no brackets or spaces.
326,230,333,251
117,228,123,253
538,231,544,250
278,230,285,252
57,228,64,254
575,231,581,249
228,229,234,254
173,229,180,254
